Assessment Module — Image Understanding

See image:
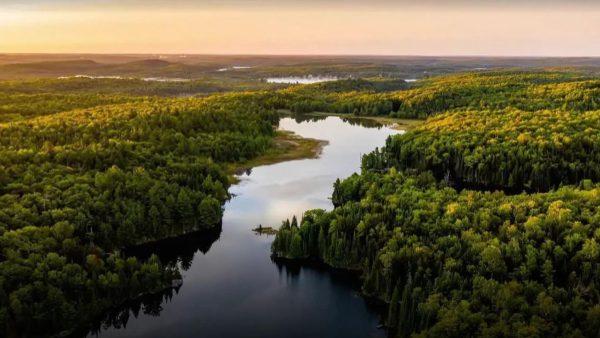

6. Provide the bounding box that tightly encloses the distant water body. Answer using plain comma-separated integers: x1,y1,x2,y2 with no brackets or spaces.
217,66,253,72
266,76,339,84
58,75,191,82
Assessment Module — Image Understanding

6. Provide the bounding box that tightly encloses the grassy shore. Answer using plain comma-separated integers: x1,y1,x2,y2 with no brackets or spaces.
227,130,328,181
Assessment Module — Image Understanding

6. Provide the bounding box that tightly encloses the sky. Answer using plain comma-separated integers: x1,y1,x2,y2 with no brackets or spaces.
1,0,600,56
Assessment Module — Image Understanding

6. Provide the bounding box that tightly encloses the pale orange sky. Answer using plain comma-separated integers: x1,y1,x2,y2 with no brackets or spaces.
1,1,600,56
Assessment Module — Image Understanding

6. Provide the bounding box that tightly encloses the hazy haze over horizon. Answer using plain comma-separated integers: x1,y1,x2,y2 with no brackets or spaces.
1,0,599,56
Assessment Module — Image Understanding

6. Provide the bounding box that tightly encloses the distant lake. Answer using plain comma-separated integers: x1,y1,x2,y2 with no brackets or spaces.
89,115,402,338
217,66,253,72
266,76,339,84
57,75,191,82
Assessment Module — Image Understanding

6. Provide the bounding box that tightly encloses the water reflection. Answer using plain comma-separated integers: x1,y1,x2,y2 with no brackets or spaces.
87,288,180,336
291,114,387,129
289,113,389,130
288,113,328,124
85,227,223,336
340,116,388,129
124,226,222,268
90,116,400,338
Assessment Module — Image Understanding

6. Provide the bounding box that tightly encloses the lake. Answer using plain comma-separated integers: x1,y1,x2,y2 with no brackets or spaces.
57,75,191,82
89,115,401,338
266,76,339,84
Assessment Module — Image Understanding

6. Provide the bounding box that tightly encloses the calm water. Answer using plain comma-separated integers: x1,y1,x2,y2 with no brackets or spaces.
90,116,400,338
266,76,339,84
58,75,191,82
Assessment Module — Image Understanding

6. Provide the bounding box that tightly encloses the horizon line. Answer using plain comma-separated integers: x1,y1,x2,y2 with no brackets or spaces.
3,53,600,59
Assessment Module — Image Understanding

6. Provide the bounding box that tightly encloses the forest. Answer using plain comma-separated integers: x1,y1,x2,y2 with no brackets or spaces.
273,71,600,337
272,71,600,118
0,66,418,336
0,89,277,336
2,63,600,337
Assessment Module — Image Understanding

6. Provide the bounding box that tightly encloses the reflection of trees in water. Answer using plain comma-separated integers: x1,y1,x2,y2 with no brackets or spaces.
124,225,222,269
273,257,301,277
272,257,362,289
288,113,386,129
340,117,385,129
271,256,387,326
289,114,328,124
86,226,222,335
86,288,177,336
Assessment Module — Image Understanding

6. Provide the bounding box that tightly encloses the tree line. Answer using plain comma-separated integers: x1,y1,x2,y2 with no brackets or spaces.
270,71,600,118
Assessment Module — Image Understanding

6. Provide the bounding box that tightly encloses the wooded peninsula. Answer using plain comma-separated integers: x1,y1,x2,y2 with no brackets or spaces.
273,71,600,337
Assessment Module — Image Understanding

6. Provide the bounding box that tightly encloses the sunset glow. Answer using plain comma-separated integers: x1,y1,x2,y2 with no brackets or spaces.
2,1,599,56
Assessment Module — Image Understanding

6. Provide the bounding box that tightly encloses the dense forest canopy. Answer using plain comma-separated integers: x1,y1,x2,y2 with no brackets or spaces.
0,91,277,336
2,67,600,337
273,72,600,118
274,171,600,337
0,71,415,336
279,72,600,191
273,71,600,337
363,108,600,192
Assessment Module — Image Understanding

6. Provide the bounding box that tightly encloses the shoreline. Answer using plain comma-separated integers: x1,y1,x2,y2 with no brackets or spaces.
307,112,423,131
227,130,328,181
278,110,423,131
